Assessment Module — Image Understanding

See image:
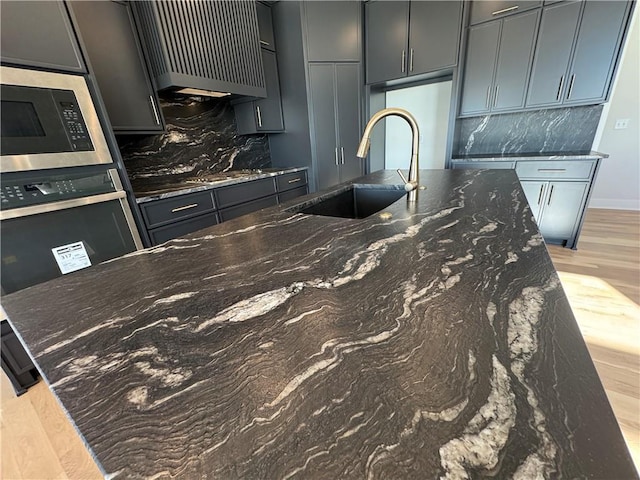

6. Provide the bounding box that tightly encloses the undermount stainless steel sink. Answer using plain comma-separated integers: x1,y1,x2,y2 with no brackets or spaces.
291,184,406,219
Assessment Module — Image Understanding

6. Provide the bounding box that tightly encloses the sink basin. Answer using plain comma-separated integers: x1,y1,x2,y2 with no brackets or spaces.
291,184,406,219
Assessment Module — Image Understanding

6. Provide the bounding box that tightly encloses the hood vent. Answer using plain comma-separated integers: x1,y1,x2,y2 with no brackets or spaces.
134,1,266,98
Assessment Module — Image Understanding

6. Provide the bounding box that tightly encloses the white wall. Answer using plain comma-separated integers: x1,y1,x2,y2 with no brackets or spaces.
591,6,640,210
384,81,452,170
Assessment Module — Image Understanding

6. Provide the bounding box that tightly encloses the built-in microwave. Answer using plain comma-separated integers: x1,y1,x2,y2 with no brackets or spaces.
0,66,113,172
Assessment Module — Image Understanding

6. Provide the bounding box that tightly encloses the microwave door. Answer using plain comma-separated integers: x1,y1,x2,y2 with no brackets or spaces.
0,85,72,156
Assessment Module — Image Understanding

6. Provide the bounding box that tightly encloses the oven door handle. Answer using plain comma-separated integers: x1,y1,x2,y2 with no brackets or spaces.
0,191,126,220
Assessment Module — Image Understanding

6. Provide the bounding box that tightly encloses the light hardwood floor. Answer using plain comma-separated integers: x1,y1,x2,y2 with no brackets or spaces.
1,208,638,479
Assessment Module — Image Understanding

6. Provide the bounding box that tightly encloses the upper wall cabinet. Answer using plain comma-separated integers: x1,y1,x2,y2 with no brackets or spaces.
460,9,539,116
304,1,362,62
526,1,632,108
0,1,86,73
365,1,462,84
70,1,165,134
256,2,276,51
469,1,542,25
133,1,266,97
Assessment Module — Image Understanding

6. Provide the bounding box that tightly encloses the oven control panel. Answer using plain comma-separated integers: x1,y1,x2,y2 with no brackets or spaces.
1,171,116,209
53,89,94,152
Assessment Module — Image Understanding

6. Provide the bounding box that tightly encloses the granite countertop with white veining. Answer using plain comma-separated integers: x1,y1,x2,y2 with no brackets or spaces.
133,167,308,202
3,169,636,479
451,150,608,162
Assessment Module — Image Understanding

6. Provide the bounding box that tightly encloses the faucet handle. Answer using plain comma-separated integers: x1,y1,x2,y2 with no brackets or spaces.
396,169,416,192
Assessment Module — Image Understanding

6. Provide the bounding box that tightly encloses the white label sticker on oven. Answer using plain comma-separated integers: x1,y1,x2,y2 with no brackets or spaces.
52,241,91,275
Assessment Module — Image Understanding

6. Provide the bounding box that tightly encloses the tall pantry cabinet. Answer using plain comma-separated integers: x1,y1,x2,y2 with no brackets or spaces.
268,1,364,192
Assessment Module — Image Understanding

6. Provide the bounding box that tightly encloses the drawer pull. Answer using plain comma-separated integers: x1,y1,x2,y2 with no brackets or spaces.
492,5,519,15
260,40,270,46
537,185,544,205
547,185,554,205
537,169,567,173
171,203,199,213
288,178,302,184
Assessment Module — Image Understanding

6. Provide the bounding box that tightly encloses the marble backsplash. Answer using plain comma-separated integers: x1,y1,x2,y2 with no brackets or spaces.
117,94,271,191
454,105,603,156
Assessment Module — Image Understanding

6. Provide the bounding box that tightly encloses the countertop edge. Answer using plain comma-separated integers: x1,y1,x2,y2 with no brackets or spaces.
450,151,609,162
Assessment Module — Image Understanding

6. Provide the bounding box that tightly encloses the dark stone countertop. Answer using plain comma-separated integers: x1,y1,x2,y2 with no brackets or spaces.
133,167,309,203
451,150,608,162
3,169,636,479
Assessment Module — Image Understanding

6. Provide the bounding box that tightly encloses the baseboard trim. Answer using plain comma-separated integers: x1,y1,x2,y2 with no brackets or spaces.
589,198,640,211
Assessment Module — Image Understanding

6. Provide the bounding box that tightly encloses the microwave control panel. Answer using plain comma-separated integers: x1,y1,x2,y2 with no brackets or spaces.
0,171,115,209
53,89,93,152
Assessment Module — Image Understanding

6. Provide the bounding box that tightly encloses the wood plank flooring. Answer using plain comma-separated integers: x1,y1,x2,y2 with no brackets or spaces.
1,208,638,479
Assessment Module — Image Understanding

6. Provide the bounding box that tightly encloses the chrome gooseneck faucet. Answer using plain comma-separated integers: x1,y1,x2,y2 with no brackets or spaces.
356,108,420,202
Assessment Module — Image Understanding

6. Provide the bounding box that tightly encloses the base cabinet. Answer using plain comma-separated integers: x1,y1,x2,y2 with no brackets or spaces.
452,159,598,248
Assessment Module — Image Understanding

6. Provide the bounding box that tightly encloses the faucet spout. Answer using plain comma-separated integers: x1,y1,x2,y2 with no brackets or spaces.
356,108,420,202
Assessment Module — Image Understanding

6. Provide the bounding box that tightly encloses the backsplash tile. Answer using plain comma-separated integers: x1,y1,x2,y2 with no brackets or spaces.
454,105,603,156
117,94,271,191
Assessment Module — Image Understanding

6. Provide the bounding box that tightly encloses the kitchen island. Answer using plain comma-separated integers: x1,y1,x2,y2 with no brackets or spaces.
3,169,636,479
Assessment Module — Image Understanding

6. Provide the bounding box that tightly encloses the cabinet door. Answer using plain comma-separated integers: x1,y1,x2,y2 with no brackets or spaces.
308,64,339,190
336,63,363,183
459,21,501,116
0,0,85,73
492,10,539,111
520,180,547,222
470,1,542,25
365,0,410,84
408,1,462,76
525,1,581,108
255,50,284,132
71,1,163,133
256,2,276,51
539,181,588,240
305,1,361,62
565,1,629,104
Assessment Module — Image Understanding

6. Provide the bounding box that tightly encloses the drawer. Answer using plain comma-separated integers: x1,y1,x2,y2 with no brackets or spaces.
515,161,595,180
452,161,515,170
470,1,542,25
276,171,308,192
215,177,276,209
148,212,219,246
219,195,278,222
141,191,215,228
278,185,308,203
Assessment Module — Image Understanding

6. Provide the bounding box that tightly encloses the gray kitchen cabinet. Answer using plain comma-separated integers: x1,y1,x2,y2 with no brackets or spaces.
70,1,164,134
0,1,86,73
304,1,361,62
527,1,631,108
149,213,220,245
469,1,542,25
257,2,276,52
520,180,547,221
133,1,266,97
234,49,284,134
366,1,462,84
538,181,589,241
309,63,363,190
268,1,363,192
460,10,538,116
140,190,216,229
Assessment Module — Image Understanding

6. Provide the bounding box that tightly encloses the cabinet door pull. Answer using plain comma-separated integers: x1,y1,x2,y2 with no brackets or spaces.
566,74,575,100
259,40,270,46
288,178,302,184
409,48,414,72
555,76,565,102
492,5,519,15
256,106,263,127
537,185,544,205
171,203,198,213
401,50,406,73
494,85,499,108
547,185,554,205
537,168,567,173
340,147,345,165
486,86,491,109
149,96,160,125
335,148,339,166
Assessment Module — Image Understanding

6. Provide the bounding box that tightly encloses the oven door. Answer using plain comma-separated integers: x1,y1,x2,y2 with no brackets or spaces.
0,192,140,294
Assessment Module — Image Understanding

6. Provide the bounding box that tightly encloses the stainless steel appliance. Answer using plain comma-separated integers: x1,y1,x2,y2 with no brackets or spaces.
1,66,143,393
1,66,113,172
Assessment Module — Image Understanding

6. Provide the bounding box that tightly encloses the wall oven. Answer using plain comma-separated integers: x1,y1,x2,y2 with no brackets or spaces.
1,66,113,172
